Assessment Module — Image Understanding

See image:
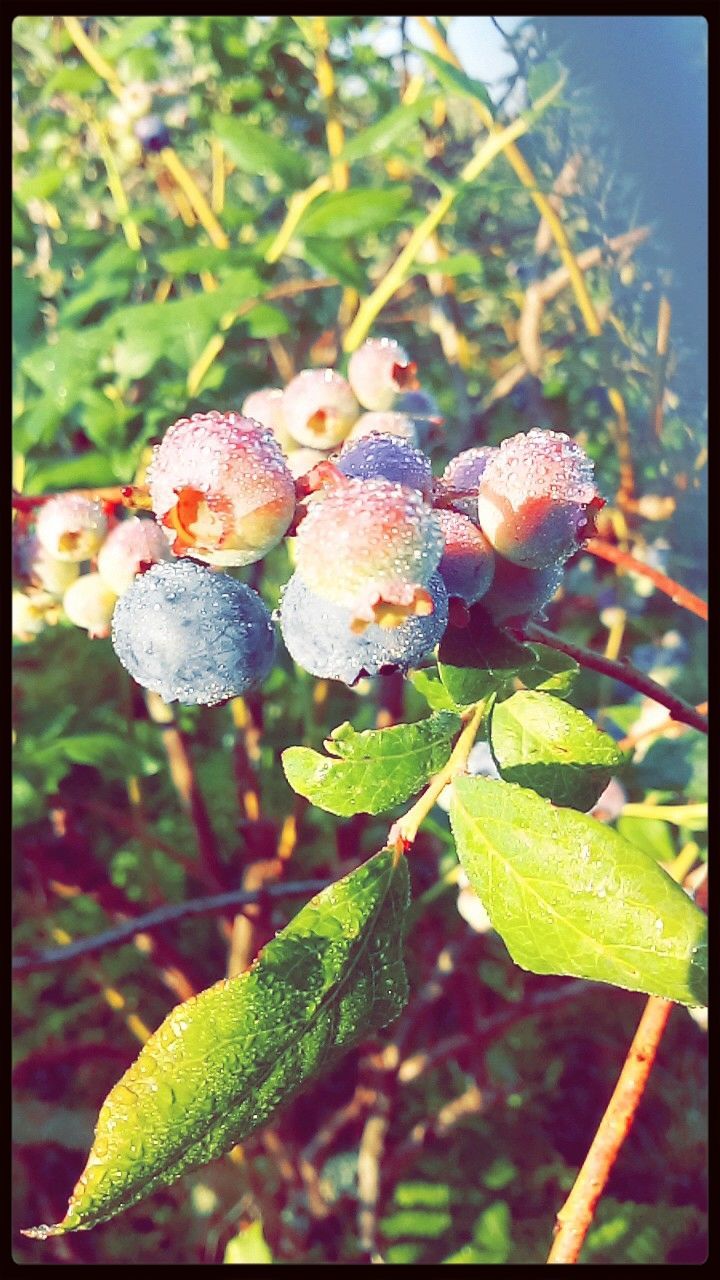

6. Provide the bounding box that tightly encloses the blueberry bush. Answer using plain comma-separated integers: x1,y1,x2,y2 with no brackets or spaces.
13,16,707,1265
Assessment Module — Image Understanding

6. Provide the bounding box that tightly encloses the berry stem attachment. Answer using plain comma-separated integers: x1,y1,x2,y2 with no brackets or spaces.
388,700,486,852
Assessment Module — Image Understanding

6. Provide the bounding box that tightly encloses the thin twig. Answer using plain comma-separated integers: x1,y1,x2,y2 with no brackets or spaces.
546,996,674,1263
12,879,332,972
144,691,226,888
520,624,708,734
584,538,707,622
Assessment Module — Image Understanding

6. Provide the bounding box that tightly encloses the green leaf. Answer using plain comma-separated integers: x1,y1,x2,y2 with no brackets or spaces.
297,186,412,239
407,250,485,280
408,668,459,712
282,712,461,816
303,238,366,289
418,49,493,111
489,691,626,811
438,607,534,707
521,643,580,696
338,92,438,165
224,1221,273,1264
449,777,707,1006
527,59,565,105
211,115,306,187
26,849,409,1237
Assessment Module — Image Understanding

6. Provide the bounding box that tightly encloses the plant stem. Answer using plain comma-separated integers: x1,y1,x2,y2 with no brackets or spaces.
12,879,333,972
520,624,708,735
343,78,565,352
546,850,699,1263
584,538,708,621
546,995,674,1263
389,702,485,849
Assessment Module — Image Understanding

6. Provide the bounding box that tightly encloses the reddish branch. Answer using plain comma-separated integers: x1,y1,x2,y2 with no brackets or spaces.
585,538,708,622
520,623,708,735
547,996,674,1264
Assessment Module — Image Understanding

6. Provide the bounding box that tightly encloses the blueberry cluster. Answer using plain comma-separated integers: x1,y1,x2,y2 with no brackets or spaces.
13,338,603,705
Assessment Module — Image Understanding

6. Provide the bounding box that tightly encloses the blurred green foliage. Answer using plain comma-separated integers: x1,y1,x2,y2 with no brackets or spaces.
13,15,706,1264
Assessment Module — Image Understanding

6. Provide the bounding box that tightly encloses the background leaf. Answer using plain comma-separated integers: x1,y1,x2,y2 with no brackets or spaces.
29,848,409,1236
449,777,707,1005
282,712,461,816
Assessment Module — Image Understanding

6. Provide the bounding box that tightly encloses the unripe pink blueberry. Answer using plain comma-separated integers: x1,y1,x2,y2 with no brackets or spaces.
35,494,108,562
63,573,118,638
241,387,295,453
286,447,333,479
476,429,601,568
294,477,443,629
14,530,80,598
437,509,495,604
347,337,418,412
282,369,359,448
146,411,296,568
345,411,419,447
97,515,173,596
12,589,56,641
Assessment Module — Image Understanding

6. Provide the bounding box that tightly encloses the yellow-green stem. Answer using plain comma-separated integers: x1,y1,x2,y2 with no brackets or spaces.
390,701,486,848
343,77,564,352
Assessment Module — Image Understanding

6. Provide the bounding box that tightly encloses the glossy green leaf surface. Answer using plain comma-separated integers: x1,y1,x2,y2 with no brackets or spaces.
438,608,534,707
449,777,707,1005
282,712,461,816
489,690,626,810
26,849,409,1237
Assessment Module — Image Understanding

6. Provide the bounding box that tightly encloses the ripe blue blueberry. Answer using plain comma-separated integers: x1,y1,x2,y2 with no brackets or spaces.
336,433,433,497
278,571,449,686
112,560,275,705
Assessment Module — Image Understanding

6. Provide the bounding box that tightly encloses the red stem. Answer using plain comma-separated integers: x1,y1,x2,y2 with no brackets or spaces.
585,538,707,622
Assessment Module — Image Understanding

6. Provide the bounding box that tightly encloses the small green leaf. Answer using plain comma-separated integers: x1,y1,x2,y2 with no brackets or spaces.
338,92,438,165
282,712,461,816
407,250,485,280
521,643,580,696
224,1221,273,1264
25,849,409,1237
419,49,493,111
438,607,534,707
527,59,565,105
211,115,306,187
489,691,626,811
408,668,459,712
449,777,707,1005
297,187,412,239
303,238,367,289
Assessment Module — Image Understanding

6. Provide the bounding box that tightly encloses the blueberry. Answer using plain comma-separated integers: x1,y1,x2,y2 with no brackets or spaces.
278,571,448,685
134,115,171,152
111,560,276,705
436,509,495,604
336,432,433,497
479,555,564,624
477,428,601,568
